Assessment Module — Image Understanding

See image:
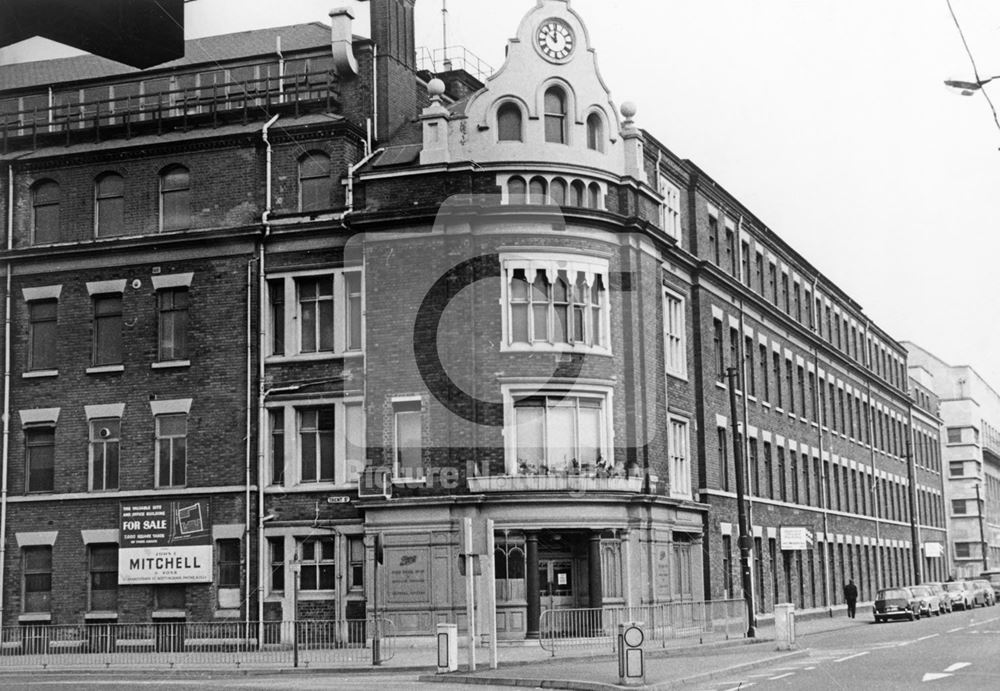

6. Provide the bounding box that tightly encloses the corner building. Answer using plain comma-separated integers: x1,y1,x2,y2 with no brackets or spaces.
905,342,1000,577
0,0,946,642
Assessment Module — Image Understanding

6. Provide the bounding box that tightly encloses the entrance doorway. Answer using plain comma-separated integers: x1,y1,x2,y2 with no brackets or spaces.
539,559,576,610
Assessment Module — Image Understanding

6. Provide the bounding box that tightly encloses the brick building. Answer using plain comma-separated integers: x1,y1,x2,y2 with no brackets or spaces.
0,0,947,642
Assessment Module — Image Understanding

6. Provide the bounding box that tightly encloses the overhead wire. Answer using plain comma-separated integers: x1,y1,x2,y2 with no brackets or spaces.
945,0,1000,137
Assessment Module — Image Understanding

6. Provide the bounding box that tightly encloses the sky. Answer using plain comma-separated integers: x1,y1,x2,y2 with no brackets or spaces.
3,0,1000,389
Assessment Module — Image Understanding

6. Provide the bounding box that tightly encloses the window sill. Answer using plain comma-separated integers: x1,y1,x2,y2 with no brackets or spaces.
715,381,727,390
87,365,124,375
761,402,771,409
85,611,118,621
152,610,186,619
666,370,688,382
213,609,241,619
392,477,427,486
297,590,336,601
18,612,51,622
266,352,362,364
152,360,191,369
22,370,58,379
501,343,613,357
267,483,359,493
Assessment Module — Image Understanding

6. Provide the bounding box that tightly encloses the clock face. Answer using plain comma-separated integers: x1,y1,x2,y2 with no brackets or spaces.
537,19,575,61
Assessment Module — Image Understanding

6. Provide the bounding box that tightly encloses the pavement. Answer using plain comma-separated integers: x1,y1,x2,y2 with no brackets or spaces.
418,603,871,690
0,601,868,687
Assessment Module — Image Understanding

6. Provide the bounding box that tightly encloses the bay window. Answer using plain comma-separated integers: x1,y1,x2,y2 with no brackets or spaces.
504,384,612,475
502,254,609,353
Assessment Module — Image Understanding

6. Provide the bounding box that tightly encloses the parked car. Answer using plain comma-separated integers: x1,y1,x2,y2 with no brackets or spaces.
972,579,996,606
908,584,942,617
981,571,1000,602
942,581,972,611
965,580,988,608
924,582,953,614
873,587,918,622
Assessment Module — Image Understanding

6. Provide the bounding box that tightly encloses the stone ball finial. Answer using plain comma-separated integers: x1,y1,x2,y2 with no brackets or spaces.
428,78,446,98
621,101,638,120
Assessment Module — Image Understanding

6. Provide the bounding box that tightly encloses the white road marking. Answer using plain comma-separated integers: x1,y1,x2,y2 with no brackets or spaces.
917,634,939,641
834,651,869,662
921,672,952,682
769,673,795,680
804,666,816,670
944,662,971,672
947,627,963,633
720,683,754,691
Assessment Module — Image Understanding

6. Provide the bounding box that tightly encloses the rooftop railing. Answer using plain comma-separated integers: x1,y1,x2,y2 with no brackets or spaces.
1,60,340,153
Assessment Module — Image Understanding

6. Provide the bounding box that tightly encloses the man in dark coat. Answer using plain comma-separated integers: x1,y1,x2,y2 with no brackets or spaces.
844,579,859,618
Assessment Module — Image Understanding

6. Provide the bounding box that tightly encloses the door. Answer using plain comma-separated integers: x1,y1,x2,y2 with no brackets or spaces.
539,559,576,610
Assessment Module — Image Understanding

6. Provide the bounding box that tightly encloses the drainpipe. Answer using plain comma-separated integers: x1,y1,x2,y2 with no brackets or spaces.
257,114,279,641
863,319,883,593
906,404,922,584
0,162,14,628
345,147,385,215
244,256,254,637
811,277,832,616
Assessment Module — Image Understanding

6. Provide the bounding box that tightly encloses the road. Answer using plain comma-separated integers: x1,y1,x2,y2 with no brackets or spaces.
697,604,1000,690
0,670,507,691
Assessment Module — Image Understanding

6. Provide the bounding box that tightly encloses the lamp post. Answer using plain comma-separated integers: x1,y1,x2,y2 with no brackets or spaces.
726,367,756,638
975,481,989,573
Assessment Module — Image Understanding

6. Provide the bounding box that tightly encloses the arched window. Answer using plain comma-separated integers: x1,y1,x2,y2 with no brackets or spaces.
95,173,125,237
299,151,332,212
529,177,547,205
586,113,604,152
31,180,60,244
544,87,567,144
571,180,586,207
160,165,190,231
588,182,602,209
550,178,567,206
508,176,527,204
497,102,523,142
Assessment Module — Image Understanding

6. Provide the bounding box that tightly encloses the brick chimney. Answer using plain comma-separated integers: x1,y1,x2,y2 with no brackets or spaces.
367,0,418,144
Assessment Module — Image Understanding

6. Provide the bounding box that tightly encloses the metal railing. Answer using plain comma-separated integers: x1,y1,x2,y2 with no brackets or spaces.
0,618,394,669
416,46,494,83
539,599,746,655
1,60,340,152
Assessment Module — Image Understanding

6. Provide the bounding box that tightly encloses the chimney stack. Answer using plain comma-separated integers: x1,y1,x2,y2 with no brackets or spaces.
366,0,418,144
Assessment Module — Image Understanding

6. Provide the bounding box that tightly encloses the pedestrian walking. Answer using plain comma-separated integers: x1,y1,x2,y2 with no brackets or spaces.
844,579,858,618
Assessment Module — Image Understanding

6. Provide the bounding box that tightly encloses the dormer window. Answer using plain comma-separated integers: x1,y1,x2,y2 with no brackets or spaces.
497,102,523,142
586,113,604,152
544,87,567,144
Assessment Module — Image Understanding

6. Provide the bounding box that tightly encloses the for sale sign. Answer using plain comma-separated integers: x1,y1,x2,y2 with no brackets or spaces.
119,500,212,584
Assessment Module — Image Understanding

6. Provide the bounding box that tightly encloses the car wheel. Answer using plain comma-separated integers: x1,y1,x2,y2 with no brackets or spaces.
874,616,882,623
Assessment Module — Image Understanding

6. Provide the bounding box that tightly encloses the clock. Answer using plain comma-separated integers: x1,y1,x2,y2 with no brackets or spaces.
537,19,575,61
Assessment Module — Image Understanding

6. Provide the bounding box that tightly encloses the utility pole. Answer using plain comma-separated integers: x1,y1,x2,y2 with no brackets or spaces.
905,435,922,584
976,481,989,573
727,367,756,638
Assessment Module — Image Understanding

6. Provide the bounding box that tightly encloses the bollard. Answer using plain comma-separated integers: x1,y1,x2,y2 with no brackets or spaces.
774,603,796,650
617,622,645,686
436,623,458,673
